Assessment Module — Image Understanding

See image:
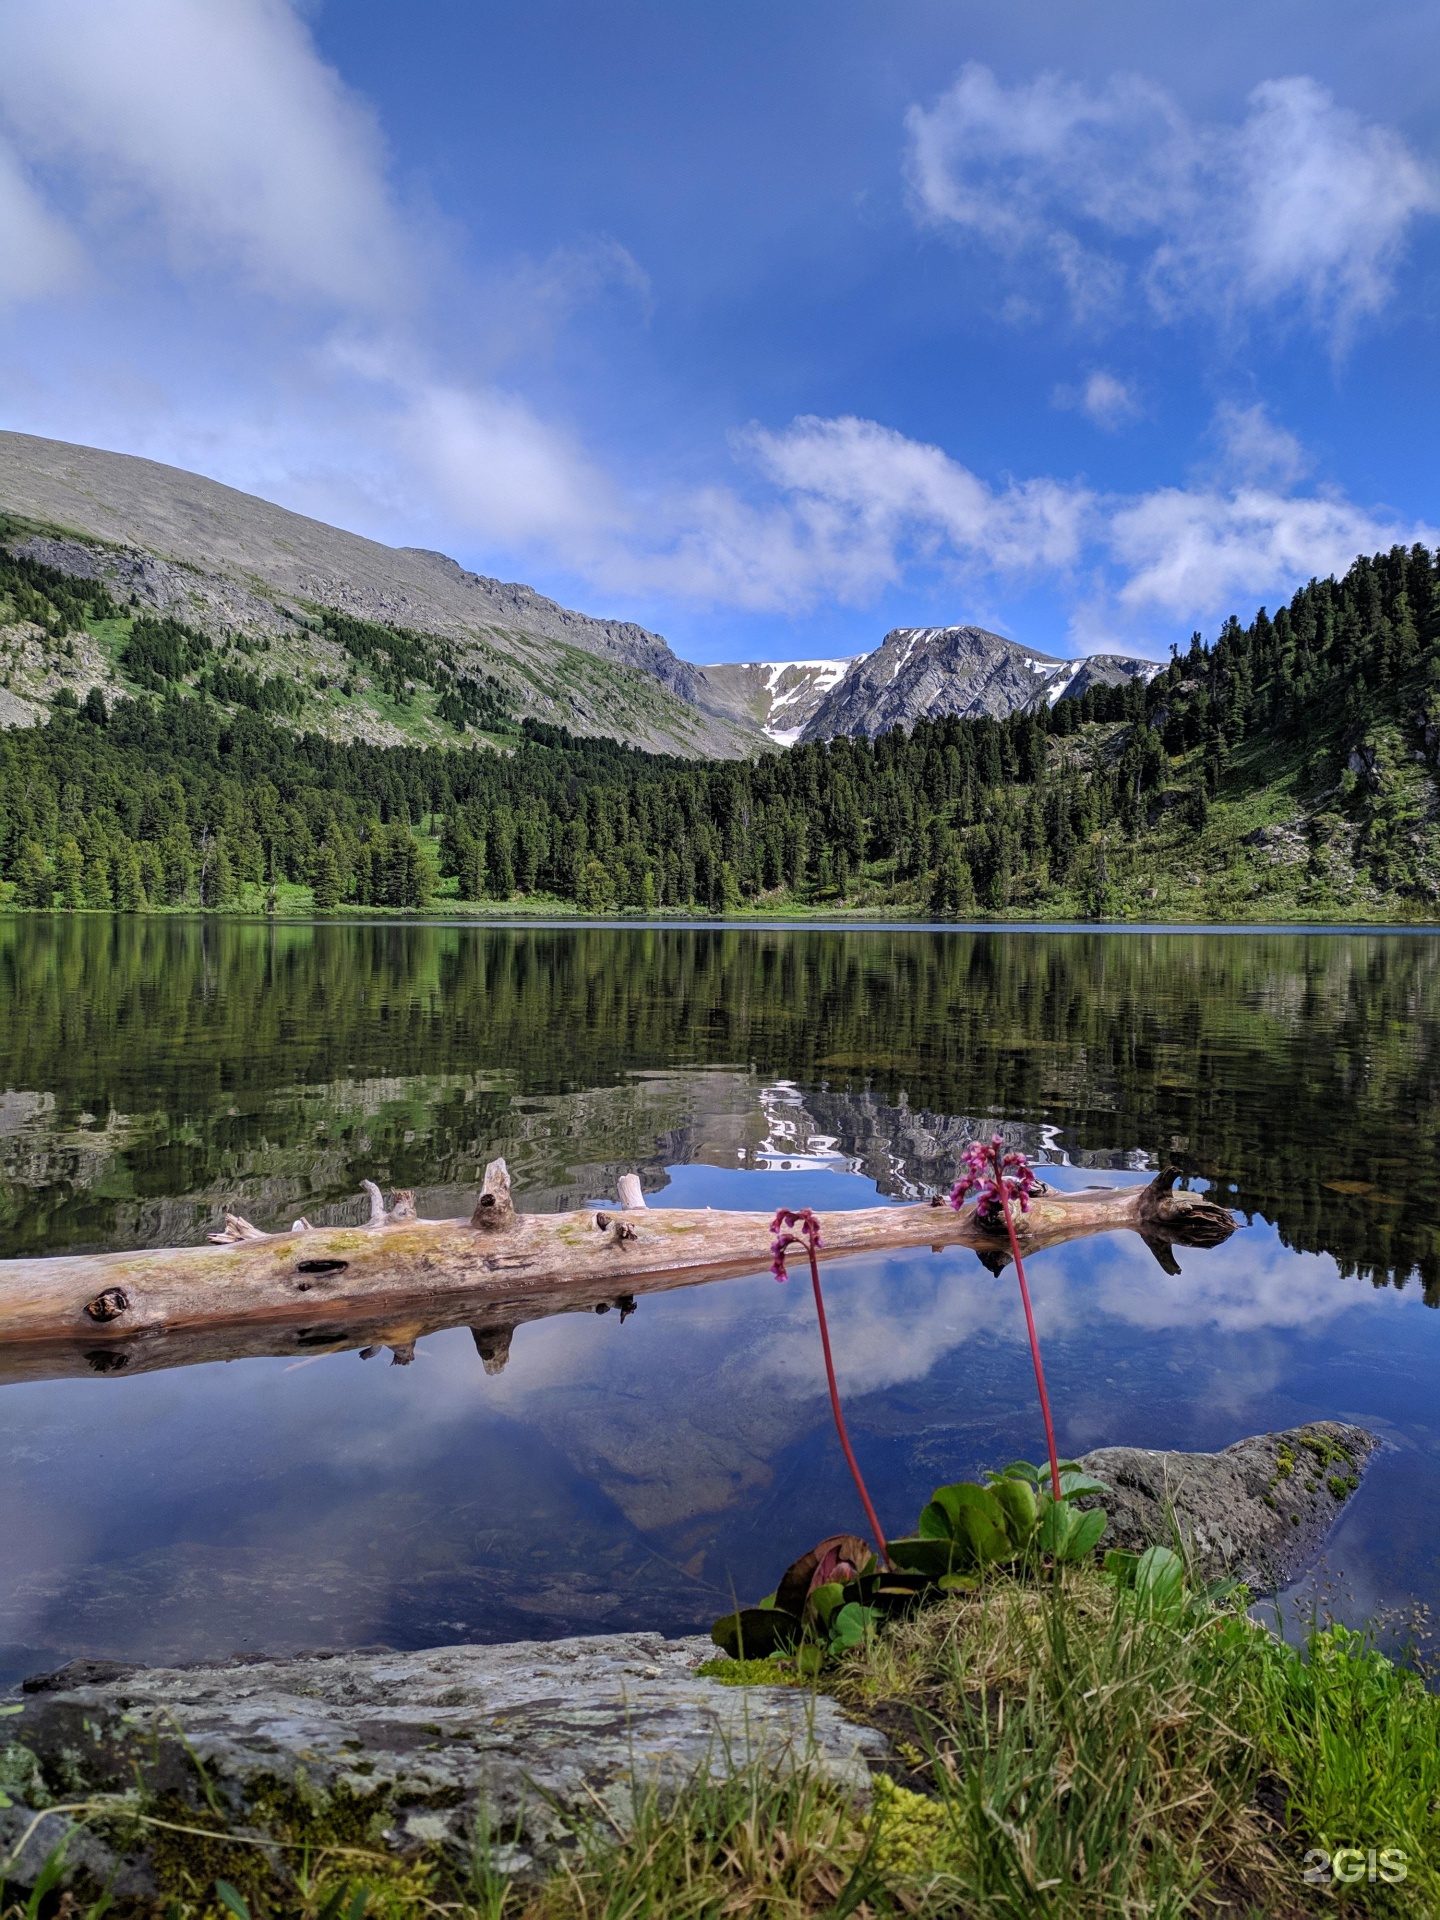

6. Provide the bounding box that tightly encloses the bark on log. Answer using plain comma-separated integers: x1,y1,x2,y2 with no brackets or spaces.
0,1165,1233,1364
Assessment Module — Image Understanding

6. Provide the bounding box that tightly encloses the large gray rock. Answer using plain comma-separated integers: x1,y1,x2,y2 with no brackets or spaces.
1077,1421,1379,1591
0,1631,885,1891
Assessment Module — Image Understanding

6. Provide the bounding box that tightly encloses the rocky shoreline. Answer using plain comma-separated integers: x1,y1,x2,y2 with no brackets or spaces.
0,1423,1378,1893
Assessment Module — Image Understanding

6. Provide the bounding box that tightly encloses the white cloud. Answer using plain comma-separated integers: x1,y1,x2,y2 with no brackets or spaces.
394,379,627,550
1106,482,1432,618
906,65,1440,339
0,0,413,311
1211,400,1310,487
614,415,1095,612
0,140,84,308
1054,370,1142,430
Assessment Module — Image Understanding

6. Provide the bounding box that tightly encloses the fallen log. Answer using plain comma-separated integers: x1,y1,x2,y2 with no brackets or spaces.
0,1163,1234,1362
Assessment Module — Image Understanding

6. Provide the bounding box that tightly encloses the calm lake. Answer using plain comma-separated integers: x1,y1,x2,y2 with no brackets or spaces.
1,919,1438,1687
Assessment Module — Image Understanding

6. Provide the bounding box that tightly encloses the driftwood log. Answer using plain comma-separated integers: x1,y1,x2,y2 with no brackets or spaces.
0,1164,1235,1383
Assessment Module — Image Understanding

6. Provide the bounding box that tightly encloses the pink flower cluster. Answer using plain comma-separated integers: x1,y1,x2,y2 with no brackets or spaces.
948,1134,1039,1225
770,1205,821,1280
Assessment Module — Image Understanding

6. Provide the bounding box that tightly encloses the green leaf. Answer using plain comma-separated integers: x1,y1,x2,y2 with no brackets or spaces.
25,1842,69,1920
1037,1498,1076,1556
807,1580,846,1627
917,1499,956,1541
1056,1470,1111,1502
0,1788,11,1809
0,1704,22,1717
954,1501,1014,1567
1062,1507,1107,1560
829,1603,882,1652
710,1607,802,1658
988,1474,1038,1541
886,1535,957,1577
988,1460,1045,1487
215,1884,252,1920
937,1572,981,1592
1133,1545,1186,1610
926,1483,1014,1564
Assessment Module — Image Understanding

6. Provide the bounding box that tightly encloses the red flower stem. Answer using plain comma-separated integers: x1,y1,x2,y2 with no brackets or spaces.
803,1230,892,1567
992,1151,1062,1505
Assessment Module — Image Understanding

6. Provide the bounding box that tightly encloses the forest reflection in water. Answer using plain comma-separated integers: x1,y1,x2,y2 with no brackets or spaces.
0,917,1437,1683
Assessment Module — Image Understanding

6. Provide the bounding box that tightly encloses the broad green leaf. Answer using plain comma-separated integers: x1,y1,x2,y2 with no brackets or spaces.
1056,1471,1111,1502
1062,1507,1107,1560
829,1602,882,1651
710,1606,802,1658
989,1460,1045,1487
955,1499,1014,1566
887,1535,957,1577
1037,1498,1075,1555
807,1580,846,1627
988,1475,1038,1541
1133,1546,1186,1610
917,1499,956,1541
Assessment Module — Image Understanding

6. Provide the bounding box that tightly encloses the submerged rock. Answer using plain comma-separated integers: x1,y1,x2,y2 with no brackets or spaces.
1,1630,884,1890
1078,1421,1379,1590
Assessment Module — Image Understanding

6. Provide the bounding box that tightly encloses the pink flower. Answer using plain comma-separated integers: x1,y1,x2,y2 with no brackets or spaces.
770,1205,821,1281
948,1134,1039,1224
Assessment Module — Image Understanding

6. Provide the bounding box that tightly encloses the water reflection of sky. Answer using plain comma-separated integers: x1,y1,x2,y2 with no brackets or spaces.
3,1161,1437,1688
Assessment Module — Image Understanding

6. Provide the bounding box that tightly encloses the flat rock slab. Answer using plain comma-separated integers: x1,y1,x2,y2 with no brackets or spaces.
1,1631,885,1890
1078,1421,1378,1591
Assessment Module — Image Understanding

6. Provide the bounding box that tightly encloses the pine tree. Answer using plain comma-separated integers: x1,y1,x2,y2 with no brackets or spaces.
929,847,975,918
579,856,614,911
82,854,112,909
57,837,84,909
114,845,146,912
208,836,236,907
15,841,54,909
311,843,341,910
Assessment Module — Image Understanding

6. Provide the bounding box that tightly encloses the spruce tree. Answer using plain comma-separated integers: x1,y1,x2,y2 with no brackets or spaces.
311,844,341,910
57,837,84,909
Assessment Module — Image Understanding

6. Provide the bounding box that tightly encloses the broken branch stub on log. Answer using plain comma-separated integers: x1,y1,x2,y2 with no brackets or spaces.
0,1161,1236,1351
471,1158,515,1232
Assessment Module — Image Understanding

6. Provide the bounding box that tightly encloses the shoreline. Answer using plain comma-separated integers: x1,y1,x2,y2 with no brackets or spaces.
3,905,1440,930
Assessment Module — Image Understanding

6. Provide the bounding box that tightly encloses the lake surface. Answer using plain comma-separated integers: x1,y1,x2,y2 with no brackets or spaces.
2,918,1438,1687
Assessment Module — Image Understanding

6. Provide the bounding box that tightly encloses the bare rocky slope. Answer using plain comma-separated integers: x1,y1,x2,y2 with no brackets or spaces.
798,624,1157,741
697,656,855,742
0,431,765,757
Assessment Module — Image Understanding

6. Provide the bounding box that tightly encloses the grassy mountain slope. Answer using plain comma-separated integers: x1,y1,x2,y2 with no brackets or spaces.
0,431,765,757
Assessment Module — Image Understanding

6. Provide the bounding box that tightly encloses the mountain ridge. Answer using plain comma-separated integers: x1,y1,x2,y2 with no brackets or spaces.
797,624,1158,742
1,431,1163,755
0,430,765,757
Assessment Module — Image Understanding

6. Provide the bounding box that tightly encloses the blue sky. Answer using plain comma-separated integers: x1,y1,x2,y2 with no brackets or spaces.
2,1,1440,667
